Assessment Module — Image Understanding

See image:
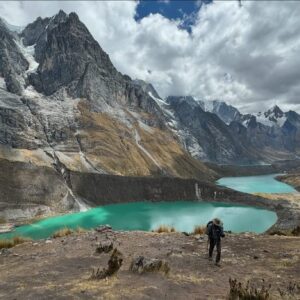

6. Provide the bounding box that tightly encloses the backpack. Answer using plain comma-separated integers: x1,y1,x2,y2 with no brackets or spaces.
206,221,213,236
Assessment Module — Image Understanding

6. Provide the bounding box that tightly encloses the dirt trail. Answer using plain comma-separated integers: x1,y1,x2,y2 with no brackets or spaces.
0,230,299,299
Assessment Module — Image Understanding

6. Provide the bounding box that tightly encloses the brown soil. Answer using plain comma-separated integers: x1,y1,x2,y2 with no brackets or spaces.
1,230,299,299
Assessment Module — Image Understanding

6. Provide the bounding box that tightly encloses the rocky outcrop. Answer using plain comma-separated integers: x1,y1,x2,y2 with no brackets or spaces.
130,256,170,274
0,158,73,222
204,100,242,125
0,19,28,95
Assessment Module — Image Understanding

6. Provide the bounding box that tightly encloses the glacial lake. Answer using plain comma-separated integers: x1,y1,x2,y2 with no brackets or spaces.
217,174,297,194
0,201,277,240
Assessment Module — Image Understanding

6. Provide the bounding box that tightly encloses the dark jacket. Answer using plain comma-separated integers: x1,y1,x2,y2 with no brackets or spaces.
207,221,225,242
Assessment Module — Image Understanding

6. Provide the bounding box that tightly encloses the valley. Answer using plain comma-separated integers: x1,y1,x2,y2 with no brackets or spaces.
0,8,300,300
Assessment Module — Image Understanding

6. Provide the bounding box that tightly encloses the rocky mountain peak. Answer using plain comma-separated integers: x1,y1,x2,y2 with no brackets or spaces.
133,79,162,100
25,10,122,105
264,105,284,119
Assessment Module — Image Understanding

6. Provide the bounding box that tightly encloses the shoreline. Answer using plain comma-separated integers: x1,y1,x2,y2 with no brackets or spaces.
1,172,299,236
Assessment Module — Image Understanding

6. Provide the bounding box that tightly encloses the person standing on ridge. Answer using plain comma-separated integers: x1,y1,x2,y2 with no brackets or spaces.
206,218,225,267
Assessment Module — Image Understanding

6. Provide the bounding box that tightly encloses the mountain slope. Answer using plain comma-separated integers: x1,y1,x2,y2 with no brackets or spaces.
0,11,218,220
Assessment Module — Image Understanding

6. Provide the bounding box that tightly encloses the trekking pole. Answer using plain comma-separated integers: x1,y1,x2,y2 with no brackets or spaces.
207,236,209,253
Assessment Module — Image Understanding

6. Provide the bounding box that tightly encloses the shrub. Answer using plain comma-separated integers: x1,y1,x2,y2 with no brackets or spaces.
278,282,300,298
90,248,123,280
269,226,300,237
0,236,31,250
52,228,73,238
0,216,6,224
228,278,271,300
193,225,206,235
153,225,176,233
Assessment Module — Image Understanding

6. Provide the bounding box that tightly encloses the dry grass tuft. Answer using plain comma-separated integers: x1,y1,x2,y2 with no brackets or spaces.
0,217,6,224
0,236,31,250
269,226,300,237
228,278,271,300
193,225,206,235
51,227,87,239
154,225,176,233
52,228,74,238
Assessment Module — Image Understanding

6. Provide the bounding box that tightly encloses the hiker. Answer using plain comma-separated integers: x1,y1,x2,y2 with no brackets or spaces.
206,218,225,266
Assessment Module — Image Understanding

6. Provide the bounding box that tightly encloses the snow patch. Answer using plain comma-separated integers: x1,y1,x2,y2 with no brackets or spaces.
0,77,6,91
148,91,168,106
23,85,43,99
204,100,214,112
15,38,39,74
256,112,286,127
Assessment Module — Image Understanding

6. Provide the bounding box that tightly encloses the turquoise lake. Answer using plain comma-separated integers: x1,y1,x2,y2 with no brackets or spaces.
2,173,295,240
1,201,277,240
217,174,297,194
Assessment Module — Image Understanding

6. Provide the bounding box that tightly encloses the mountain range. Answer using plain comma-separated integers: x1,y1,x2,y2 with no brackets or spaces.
0,11,299,219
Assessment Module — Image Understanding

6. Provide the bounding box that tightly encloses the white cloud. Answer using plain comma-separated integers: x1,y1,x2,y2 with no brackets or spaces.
0,1,300,113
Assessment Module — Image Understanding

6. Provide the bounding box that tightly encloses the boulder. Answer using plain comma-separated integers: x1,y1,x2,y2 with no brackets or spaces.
95,225,112,233
130,256,170,275
95,241,113,254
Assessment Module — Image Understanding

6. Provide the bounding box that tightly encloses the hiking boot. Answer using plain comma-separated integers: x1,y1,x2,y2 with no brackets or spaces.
215,262,221,267
208,257,213,261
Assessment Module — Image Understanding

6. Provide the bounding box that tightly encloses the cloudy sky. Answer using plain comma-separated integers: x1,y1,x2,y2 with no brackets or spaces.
0,0,299,113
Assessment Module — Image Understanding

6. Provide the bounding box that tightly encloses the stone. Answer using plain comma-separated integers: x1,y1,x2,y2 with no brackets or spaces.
130,256,170,275
0,248,12,256
95,225,112,233
95,241,113,254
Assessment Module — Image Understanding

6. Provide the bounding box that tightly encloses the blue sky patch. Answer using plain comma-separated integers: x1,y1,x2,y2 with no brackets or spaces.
135,0,212,32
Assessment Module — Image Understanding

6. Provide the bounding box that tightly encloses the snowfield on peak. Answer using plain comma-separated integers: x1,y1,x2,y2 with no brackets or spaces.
15,38,39,74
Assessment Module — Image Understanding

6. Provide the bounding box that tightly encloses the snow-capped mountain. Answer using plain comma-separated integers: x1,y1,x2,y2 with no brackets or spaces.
151,95,300,163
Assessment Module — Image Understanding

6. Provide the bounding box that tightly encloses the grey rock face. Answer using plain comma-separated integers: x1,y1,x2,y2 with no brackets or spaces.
22,12,165,126
0,19,28,95
206,100,242,125
0,89,46,149
166,96,256,164
231,105,300,156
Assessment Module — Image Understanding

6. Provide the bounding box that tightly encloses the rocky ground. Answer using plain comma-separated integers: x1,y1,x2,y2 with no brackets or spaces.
1,229,299,299
277,174,300,191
